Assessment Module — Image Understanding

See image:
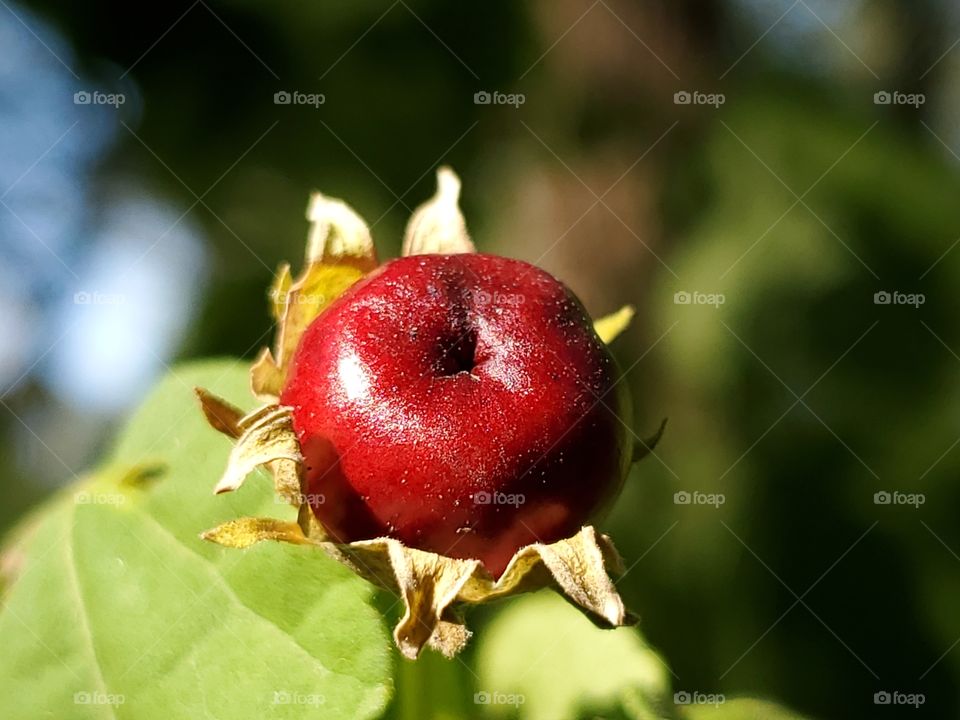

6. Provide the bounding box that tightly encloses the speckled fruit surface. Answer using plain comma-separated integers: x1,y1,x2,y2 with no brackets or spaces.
280,253,631,577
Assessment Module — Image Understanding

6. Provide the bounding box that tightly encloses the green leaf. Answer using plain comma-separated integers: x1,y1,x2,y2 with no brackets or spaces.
0,359,393,720
475,591,674,720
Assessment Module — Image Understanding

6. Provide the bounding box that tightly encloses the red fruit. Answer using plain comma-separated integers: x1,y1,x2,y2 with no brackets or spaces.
280,253,631,577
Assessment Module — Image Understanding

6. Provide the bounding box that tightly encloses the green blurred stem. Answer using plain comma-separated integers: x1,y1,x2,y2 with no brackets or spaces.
397,649,472,720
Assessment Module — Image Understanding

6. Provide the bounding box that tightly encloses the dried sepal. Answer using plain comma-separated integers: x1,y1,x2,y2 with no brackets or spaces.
202,517,312,548
195,387,245,438
528,526,634,627
305,191,378,271
297,502,330,542
376,540,481,659
197,389,307,504
212,403,302,495
249,348,283,401
454,526,634,627
402,167,476,256
593,304,636,344
268,458,303,505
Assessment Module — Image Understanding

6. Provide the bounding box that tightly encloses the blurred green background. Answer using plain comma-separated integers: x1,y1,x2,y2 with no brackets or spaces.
2,0,959,717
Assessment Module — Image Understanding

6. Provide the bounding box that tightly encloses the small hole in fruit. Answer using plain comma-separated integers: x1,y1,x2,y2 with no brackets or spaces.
436,328,478,377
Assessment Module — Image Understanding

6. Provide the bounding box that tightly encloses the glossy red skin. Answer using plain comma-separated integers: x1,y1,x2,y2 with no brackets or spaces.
281,253,628,577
